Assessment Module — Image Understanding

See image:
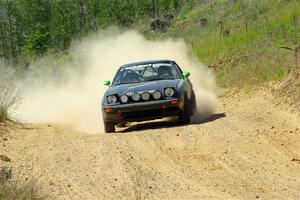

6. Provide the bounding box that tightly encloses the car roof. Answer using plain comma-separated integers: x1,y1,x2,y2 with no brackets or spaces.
120,60,175,68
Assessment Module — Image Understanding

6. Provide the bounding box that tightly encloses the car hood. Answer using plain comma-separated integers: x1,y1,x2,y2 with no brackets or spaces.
106,79,181,95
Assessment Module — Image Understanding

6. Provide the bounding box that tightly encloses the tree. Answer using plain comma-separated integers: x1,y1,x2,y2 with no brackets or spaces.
0,0,190,64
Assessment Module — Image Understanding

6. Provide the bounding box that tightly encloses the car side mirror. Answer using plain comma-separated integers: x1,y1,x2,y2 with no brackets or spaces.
182,71,190,78
104,80,111,86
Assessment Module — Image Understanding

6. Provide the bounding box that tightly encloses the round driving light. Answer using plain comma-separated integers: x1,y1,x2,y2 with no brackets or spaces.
152,91,162,100
107,95,117,104
120,95,128,103
165,88,175,97
141,92,150,101
131,93,140,101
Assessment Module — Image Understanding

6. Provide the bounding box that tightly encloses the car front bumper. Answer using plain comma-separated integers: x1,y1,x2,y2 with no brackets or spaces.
102,98,184,123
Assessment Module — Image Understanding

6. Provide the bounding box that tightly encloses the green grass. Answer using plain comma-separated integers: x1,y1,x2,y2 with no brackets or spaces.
145,0,300,87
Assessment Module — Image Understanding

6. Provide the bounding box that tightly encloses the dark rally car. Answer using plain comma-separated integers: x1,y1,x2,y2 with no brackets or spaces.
101,60,196,133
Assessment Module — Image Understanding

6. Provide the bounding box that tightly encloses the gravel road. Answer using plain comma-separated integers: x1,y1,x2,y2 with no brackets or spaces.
1,89,300,199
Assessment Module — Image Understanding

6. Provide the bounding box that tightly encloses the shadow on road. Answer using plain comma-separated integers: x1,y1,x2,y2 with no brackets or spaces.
119,113,226,133
192,113,226,124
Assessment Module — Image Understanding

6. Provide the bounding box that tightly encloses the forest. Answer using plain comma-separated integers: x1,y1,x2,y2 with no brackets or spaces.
0,0,194,64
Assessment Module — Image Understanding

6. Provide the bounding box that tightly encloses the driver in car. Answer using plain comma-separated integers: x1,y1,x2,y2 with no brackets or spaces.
157,65,174,79
122,70,140,84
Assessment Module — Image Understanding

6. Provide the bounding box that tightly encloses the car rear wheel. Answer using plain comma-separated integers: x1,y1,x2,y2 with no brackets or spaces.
179,95,191,124
104,122,115,133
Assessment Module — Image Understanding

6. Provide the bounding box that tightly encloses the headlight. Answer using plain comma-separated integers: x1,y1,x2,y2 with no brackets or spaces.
107,95,117,104
141,92,150,101
164,88,175,97
152,91,162,100
120,94,128,103
131,93,140,101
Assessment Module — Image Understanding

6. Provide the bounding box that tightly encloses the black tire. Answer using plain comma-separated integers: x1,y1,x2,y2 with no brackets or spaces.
104,122,115,133
179,95,191,124
191,92,196,116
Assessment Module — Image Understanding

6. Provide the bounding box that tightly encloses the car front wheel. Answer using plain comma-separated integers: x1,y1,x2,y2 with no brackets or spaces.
104,122,115,133
179,95,191,124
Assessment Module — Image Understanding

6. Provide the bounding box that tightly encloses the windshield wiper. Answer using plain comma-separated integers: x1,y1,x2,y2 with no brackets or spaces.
114,78,175,85
144,77,175,82
114,81,140,86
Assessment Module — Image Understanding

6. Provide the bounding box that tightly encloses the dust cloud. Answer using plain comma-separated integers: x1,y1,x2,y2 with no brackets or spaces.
15,29,218,133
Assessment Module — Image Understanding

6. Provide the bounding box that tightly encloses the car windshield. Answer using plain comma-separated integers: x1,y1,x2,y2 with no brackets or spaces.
112,62,181,86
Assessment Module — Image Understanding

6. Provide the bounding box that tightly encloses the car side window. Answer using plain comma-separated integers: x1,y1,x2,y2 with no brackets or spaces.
112,68,124,85
170,64,181,79
172,63,183,78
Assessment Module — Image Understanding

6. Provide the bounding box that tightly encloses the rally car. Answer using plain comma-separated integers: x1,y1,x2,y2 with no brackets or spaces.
102,60,196,133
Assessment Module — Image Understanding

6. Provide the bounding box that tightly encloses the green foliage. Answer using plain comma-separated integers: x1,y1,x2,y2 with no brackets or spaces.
25,25,50,58
154,0,299,87
0,0,298,88
0,0,191,64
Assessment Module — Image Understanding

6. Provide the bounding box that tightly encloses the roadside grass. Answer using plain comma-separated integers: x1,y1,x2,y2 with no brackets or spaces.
0,82,21,122
0,68,22,122
145,0,299,87
188,0,298,87
0,107,8,122
0,181,45,200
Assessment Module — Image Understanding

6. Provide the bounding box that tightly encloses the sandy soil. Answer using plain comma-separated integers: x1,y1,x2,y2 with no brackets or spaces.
1,89,300,199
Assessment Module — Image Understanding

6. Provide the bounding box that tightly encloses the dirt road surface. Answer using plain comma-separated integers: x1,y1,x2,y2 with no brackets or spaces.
1,89,300,199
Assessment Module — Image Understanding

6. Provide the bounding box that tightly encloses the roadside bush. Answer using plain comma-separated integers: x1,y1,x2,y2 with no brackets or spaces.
0,180,44,200
0,107,7,122
0,68,21,122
